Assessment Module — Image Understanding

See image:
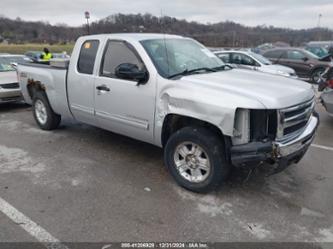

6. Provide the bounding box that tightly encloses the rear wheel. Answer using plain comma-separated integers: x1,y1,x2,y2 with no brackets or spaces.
164,127,230,193
32,91,61,130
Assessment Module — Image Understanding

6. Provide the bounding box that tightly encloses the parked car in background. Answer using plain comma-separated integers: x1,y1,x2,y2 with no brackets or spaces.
18,33,318,192
252,42,290,55
25,51,70,63
53,52,70,59
215,50,297,79
24,51,43,63
304,42,333,61
305,46,329,58
263,47,333,83
252,43,274,54
0,54,25,103
318,67,333,116
306,41,333,51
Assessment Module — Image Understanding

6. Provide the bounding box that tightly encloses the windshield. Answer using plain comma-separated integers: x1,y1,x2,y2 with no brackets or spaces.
0,56,25,72
141,38,225,78
303,50,320,59
306,47,328,58
249,52,272,65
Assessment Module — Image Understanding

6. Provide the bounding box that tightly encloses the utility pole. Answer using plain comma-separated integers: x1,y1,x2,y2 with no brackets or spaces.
85,11,90,35
317,14,322,41
317,14,322,28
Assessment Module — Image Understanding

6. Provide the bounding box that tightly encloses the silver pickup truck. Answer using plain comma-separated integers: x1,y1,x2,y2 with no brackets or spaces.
18,33,319,192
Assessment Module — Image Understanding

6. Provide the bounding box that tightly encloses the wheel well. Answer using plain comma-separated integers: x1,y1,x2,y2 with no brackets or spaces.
311,66,325,75
161,114,230,148
27,79,46,99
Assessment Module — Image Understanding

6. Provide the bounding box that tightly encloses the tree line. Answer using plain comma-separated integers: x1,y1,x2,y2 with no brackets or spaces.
1,13,333,47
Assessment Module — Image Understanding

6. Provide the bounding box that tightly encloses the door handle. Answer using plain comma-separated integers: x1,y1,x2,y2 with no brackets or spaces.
96,85,110,92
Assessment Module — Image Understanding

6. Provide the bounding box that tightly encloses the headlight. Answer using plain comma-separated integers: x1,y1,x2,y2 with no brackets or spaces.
232,109,250,145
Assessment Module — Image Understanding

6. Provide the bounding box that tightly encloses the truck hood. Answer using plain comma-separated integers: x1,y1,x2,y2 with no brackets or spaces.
179,69,314,109
0,71,18,85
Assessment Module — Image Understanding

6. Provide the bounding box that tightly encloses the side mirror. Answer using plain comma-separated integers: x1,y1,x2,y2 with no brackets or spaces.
10,62,18,70
303,57,309,62
225,64,235,69
115,63,148,84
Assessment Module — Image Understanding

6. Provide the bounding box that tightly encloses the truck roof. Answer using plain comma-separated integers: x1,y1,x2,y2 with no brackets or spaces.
80,33,184,41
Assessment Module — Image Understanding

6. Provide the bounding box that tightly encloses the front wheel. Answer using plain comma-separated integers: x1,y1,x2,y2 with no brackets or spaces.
32,91,61,130
164,127,230,193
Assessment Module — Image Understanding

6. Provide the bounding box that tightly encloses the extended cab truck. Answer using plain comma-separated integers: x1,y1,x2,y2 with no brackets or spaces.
18,34,319,192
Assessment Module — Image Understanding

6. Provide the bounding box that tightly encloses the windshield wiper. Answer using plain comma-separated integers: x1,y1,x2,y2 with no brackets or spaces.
168,67,216,79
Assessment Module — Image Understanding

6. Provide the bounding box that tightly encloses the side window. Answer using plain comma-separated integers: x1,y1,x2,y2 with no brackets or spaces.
287,50,305,60
231,53,242,64
241,54,256,66
264,50,284,59
101,40,144,78
232,53,256,66
217,53,230,63
77,40,100,74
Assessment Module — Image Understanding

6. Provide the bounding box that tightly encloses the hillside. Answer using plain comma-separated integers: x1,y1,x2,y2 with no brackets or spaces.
1,13,333,47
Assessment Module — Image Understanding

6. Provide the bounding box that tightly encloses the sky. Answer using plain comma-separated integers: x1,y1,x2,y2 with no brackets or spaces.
1,0,333,29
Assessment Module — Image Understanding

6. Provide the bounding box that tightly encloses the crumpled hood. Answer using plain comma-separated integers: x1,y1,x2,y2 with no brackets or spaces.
179,69,314,109
0,71,18,85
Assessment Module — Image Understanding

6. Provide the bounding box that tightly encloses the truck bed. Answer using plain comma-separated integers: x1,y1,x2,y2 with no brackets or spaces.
18,62,73,119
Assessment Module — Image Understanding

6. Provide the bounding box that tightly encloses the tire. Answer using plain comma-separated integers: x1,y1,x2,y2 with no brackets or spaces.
32,91,61,130
164,126,230,193
311,68,325,84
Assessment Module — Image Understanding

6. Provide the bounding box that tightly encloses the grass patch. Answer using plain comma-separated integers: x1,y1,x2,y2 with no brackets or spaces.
0,43,74,55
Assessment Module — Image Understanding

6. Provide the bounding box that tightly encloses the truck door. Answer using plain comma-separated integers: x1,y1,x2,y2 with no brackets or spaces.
94,40,156,144
67,39,100,125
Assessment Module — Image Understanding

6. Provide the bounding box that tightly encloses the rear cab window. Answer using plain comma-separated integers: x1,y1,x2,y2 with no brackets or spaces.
77,40,100,74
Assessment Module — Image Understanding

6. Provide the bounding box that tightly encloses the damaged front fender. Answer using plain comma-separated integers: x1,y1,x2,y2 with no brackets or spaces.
154,80,265,146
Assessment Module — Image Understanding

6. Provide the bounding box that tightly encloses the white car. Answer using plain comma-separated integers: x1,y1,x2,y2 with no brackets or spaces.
215,50,298,79
0,54,26,103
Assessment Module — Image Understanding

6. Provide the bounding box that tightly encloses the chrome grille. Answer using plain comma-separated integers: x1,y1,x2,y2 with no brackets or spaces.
277,98,315,142
0,83,19,89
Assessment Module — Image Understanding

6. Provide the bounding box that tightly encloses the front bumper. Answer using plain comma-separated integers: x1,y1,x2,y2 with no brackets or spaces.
0,88,22,103
230,115,319,171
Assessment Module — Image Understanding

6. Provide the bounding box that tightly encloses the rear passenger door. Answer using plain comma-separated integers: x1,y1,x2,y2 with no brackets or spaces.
94,40,156,144
67,39,100,125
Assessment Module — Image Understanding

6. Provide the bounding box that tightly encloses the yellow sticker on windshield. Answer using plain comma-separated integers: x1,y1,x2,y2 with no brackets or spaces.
84,42,91,49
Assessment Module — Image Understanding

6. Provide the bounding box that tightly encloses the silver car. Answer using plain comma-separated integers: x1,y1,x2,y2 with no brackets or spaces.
0,55,24,103
215,50,298,79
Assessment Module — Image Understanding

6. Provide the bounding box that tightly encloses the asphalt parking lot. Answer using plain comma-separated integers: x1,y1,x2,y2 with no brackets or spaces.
0,99,332,246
